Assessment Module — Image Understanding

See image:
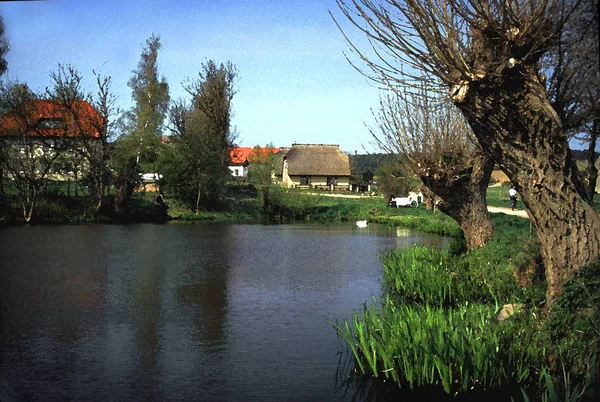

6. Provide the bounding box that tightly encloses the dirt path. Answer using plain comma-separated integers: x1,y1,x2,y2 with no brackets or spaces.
307,192,529,218
487,206,529,219
306,192,371,199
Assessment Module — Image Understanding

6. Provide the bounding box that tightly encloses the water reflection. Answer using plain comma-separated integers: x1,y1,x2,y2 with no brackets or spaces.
0,223,446,401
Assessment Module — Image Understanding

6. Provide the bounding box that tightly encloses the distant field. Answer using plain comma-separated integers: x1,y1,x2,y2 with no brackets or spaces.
491,169,509,185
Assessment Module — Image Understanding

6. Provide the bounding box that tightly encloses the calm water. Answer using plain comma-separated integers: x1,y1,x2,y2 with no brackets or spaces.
0,223,445,401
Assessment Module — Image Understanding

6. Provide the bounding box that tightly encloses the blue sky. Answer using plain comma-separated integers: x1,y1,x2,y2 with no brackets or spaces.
0,0,382,154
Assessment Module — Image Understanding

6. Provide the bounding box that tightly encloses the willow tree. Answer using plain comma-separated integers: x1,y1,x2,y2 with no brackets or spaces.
545,0,599,202
372,90,494,250
335,0,600,305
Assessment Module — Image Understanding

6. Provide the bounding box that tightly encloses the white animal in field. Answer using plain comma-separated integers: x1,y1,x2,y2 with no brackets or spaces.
356,220,368,228
389,191,422,208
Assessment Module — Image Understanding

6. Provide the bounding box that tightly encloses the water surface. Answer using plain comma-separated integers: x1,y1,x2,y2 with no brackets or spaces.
0,222,445,401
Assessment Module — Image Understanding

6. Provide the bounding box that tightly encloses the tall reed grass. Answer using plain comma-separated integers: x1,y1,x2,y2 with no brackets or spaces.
332,297,541,395
382,244,523,306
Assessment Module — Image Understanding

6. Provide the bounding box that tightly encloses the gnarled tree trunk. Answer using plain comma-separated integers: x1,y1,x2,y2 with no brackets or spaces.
456,68,600,305
421,151,494,251
585,120,599,203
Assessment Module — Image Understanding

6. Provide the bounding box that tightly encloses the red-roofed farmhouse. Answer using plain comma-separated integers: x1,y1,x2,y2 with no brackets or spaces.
229,146,279,177
0,99,102,138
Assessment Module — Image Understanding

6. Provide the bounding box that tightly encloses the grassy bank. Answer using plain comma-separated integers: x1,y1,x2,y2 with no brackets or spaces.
4,182,597,226
333,213,600,401
487,185,600,212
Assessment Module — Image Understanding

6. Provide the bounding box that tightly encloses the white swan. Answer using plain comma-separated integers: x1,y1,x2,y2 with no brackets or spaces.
356,220,368,228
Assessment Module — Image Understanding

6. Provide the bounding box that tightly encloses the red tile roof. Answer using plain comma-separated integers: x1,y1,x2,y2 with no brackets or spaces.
0,99,102,138
230,146,279,165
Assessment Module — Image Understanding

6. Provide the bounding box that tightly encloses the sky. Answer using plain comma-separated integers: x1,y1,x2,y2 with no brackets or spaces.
0,0,383,154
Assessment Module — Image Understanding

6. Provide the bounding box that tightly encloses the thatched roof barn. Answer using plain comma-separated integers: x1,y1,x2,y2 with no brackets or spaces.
280,144,351,189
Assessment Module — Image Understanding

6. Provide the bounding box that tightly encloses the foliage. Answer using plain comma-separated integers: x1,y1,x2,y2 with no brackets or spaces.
375,157,419,199
0,13,8,76
113,34,170,202
0,78,84,222
258,185,326,222
382,214,538,307
332,297,542,396
543,258,600,378
371,209,462,237
162,60,237,211
247,145,278,185
336,0,600,307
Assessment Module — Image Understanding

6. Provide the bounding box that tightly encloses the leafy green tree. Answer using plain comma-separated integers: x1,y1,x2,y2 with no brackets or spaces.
0,14,8,76
114,34,169,212
247,145,277,185
164,60,237,211
376,158,419,200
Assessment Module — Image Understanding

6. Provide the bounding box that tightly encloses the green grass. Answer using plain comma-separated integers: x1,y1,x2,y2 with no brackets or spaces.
332,297,542,396
381,214,541,307
487,184,516,208
332,207,600,400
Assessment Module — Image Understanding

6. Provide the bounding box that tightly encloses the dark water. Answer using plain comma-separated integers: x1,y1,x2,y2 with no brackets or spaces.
0,223,445,401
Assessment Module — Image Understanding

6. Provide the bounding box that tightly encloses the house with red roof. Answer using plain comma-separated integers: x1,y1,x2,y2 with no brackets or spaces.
229,146,279,177
0,99,102,139
0,99,103,180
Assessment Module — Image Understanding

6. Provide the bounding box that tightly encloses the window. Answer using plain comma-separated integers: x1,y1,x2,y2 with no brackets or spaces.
37,118,64,129
327,176,337,186
300,176,310,185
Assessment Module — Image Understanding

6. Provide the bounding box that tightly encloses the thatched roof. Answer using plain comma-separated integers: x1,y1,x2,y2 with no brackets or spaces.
284,144,350,176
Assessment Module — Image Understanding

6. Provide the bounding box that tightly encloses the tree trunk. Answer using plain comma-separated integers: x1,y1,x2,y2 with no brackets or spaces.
421,152,494,251
420,185,436,211
456,68,600,305
195,181,201,215
0,166,5,202
115,179,133,216
585,120,598,203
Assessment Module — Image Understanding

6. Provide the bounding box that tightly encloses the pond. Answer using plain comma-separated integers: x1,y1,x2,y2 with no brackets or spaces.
0,222,446,401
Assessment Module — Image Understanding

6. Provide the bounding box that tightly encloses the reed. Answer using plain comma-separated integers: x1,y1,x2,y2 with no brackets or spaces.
382,244,522,306
332,297,542,396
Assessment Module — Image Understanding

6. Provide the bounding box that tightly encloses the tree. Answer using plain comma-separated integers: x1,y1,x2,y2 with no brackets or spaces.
376,157,419,199
0,82,79,222
114,34,170,211
335,0,600,305
371,90,494,250
546,0,600,202
0,14,9,201
46,64,113,209
87,69,118,211
0,14,8,76
247,145,278,185
166,60,237,211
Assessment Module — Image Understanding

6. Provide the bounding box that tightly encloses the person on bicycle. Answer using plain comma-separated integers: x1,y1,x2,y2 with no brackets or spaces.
508,186,518,211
